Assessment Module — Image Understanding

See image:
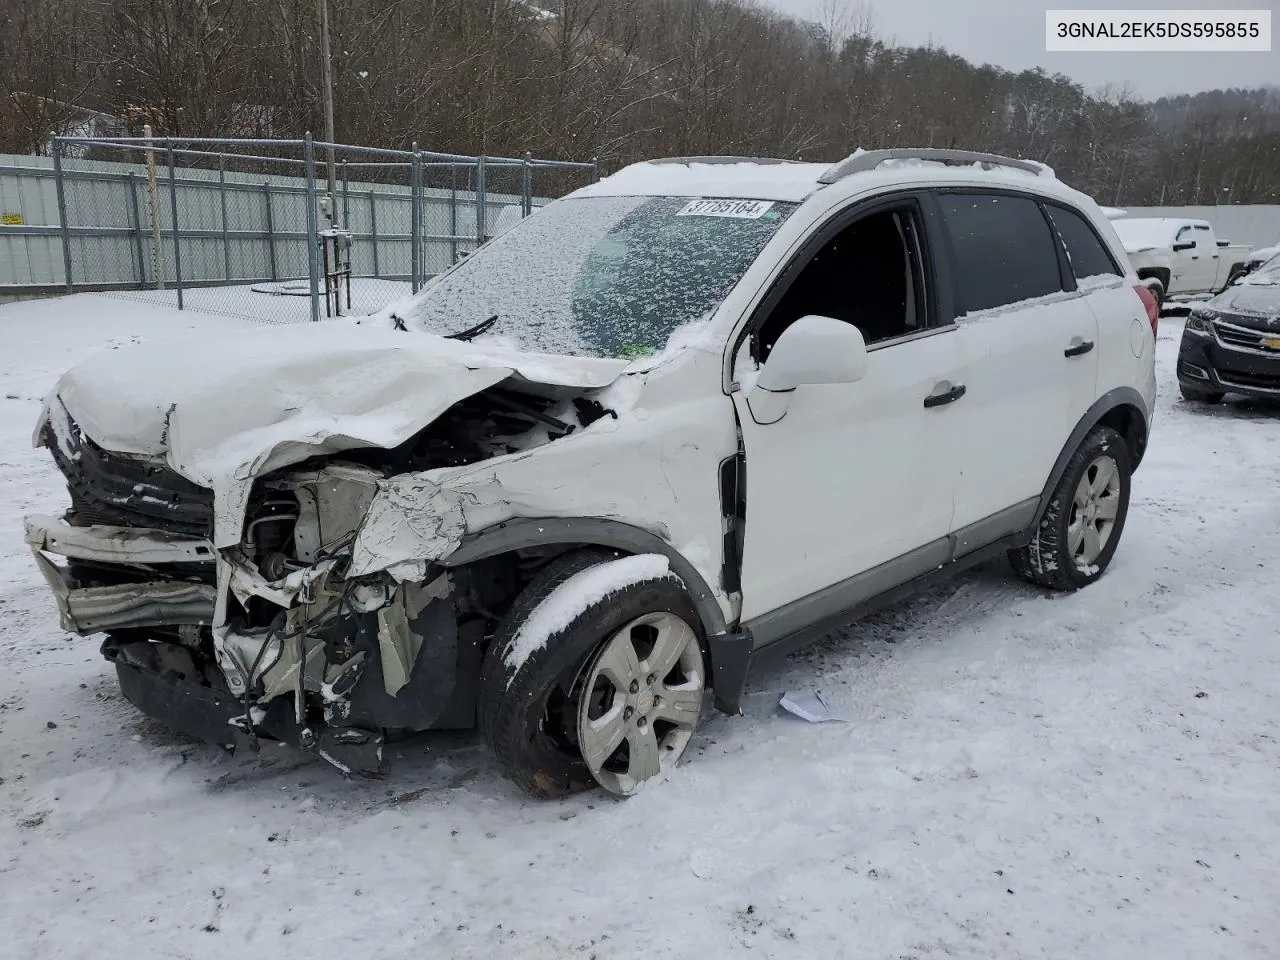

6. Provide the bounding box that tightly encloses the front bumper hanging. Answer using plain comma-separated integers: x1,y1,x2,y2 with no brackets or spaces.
25,514,216,634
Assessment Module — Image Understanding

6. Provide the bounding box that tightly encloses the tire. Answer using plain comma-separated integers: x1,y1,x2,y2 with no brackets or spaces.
1009,426,1132,591
478,549,706,798
1180,383,1224,404
1146,279,1165,313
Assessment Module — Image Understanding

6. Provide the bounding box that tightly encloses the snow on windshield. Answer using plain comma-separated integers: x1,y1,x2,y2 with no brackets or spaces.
396,196,796,359
1248,251,1280,282
1111,218,1181,251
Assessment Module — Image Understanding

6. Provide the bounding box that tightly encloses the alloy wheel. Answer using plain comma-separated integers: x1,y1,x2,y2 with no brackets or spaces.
575,612,704,796
1068,454,1121,568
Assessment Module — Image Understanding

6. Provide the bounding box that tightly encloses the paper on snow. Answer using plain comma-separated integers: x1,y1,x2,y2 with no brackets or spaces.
778,690,848,723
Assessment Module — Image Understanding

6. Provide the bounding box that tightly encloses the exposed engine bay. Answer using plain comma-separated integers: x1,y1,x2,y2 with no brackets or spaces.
28,378,619,776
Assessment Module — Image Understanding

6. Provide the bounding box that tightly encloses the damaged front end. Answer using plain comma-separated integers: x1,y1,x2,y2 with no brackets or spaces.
28,377,606,777
209,462,489,776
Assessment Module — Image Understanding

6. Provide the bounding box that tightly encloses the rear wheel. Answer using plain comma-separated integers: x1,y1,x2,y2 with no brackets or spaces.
1179,383,1225,404
1145,278,1165,313
477,550,706,798
1010,426,1131,591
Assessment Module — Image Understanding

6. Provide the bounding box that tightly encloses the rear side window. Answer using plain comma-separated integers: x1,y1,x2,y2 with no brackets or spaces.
938,194,1063,314
1046,204,1122,281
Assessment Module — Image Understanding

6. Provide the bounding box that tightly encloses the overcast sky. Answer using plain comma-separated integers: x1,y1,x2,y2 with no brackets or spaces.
768,0,1278,98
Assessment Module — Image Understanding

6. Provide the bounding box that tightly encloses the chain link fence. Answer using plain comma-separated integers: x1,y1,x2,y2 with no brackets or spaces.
0,136,597,323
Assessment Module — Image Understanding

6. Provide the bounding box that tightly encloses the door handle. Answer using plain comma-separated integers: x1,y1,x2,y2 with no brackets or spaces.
1064,339,1095,358
923,382,966,408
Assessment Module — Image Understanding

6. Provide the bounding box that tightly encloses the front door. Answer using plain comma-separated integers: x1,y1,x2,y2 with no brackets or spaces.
732,198,965,624
1178,225,1214,292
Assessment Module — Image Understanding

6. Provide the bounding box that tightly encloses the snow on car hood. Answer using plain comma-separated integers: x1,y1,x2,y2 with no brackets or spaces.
43,320,627,545
1210,282,1280,326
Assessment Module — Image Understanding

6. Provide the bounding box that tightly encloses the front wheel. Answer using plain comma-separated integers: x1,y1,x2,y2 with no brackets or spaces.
1009,426,1132,591
477,550,706,798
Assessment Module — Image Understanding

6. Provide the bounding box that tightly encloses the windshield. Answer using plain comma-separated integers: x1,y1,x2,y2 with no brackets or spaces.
1250,252,1280,282
395,195,797,358
1111,218,1179,249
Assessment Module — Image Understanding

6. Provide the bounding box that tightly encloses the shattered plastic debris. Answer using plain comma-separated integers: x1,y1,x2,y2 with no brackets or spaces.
778,690,848,723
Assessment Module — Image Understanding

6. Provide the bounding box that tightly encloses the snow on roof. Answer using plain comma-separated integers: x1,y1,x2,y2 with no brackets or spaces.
1111,217,1198,251
572,158,830,202
570,151,1083,206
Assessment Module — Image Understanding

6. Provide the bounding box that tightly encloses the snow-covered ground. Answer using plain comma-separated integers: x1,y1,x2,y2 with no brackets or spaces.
2,295,1279,959
105,277,410,324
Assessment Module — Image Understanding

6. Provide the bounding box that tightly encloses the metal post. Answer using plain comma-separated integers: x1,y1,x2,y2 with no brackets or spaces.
522,152,532,217
475,155,487,246
127,173,146,285
52,140,74,293
592,157,600,182
262,182,277,281
410,143,422,293
303,132,321,322
317,0,337,217
369,189,379,278
144,124,164,290
450,164,458,265
166,139,184,310
341,159,350,228
218,154,231,281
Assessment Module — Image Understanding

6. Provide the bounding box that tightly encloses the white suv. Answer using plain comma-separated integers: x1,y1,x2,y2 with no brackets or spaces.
27,148,1157,796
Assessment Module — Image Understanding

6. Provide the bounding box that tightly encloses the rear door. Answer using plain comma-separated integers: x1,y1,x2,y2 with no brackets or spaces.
1043,202,1149,405
929,191,1099,540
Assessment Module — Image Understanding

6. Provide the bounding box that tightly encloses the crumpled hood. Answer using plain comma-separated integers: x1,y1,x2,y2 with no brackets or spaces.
43,321,627,545
1209,282,1280,327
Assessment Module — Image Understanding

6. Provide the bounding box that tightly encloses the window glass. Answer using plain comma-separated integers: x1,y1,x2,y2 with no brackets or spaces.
938,194,1063,314
399,196,796,358
756,206,926,357
1046,204,1122,281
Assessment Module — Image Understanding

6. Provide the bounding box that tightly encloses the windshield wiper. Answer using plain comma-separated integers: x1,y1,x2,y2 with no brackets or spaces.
445,314,499,341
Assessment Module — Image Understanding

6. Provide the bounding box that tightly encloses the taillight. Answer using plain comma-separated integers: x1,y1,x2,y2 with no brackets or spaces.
1134,284,1158,337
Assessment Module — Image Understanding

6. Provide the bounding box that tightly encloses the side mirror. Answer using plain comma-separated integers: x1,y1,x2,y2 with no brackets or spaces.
747,315,868,424
1172,241,1195,252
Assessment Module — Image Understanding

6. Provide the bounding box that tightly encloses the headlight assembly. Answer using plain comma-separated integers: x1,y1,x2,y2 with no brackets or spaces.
1185,310,1214,334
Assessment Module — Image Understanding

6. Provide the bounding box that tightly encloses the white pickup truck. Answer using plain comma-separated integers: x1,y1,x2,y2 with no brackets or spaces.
1111,217,1252,306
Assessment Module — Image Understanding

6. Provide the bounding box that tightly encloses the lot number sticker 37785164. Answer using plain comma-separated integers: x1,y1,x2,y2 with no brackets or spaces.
676,198,774,219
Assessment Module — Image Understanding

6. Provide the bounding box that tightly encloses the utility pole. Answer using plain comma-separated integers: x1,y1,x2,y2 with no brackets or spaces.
317,0,337,224
143,123,164,289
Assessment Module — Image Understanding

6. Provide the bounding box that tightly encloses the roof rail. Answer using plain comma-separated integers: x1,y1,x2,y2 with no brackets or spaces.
818,148,1049,184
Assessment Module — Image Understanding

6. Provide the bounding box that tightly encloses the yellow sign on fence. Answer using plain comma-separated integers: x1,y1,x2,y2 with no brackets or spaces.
1,212,23,225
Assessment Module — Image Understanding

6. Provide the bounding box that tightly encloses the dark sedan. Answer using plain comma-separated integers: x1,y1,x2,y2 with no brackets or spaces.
1178,253,1280,403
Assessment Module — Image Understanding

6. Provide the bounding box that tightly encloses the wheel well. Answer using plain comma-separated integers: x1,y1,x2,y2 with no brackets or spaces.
449,544,590,641
448,541,723,685
1136,266,1170,291
1097,403,1147,469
